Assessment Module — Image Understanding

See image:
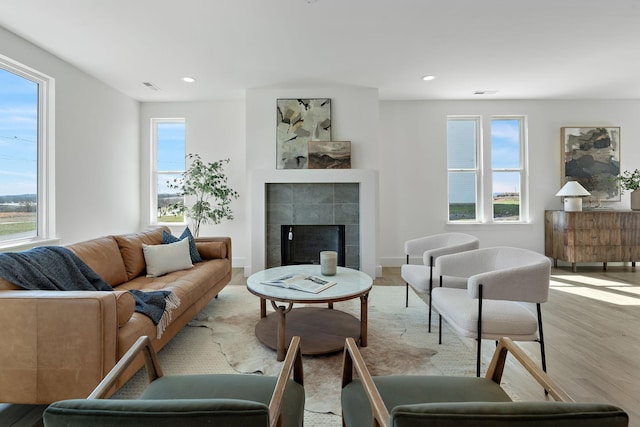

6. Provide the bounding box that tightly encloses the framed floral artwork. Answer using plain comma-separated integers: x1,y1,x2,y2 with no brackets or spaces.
276,98,331,169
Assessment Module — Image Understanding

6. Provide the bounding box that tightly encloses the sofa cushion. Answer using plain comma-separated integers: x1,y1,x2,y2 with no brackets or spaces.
162,227,202,263
142,238,193,278
121,259,225,313
196,241,227,260
114,228,167,280
0,277,19,290
67,236,128,287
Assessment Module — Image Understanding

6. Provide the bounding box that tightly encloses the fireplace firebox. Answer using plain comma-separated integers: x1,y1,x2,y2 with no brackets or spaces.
281,225,346,267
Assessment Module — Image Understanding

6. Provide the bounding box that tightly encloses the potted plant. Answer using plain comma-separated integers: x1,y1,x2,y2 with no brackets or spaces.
166,154,239,237
615,168,640,211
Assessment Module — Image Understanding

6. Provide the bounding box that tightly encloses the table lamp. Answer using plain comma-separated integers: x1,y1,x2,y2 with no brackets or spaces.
556,181,591,211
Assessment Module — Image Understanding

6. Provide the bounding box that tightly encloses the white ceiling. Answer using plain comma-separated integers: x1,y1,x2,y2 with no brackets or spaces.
1,0,639,102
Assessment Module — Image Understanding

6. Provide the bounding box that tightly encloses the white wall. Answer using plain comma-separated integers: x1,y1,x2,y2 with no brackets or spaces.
139,101,247,265
379,100,640,266
0,26,140,245
140,94,640,273
5,22,638,269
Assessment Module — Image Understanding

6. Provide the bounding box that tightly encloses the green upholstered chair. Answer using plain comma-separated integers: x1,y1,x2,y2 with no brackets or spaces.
341,337,628,427
43,335,305,427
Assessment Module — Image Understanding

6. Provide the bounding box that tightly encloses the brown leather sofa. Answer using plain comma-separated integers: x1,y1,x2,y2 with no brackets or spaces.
0,226,232,404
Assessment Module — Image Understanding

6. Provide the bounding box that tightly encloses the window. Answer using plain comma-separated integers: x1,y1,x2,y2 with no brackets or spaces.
152,119,186,223
447,117,480,221
0,57,54,245
447,115,527,223
491,118,525,221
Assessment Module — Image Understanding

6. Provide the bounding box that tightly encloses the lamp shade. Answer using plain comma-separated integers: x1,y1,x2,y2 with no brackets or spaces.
556,181,591,197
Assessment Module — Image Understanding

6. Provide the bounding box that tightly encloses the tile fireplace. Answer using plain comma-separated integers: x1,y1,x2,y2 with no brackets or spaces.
250,169,379,278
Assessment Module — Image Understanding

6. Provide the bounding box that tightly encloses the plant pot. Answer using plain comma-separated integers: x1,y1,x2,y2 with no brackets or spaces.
631,190,640,211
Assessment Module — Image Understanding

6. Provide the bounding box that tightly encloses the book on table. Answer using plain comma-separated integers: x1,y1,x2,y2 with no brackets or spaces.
261,273,337,294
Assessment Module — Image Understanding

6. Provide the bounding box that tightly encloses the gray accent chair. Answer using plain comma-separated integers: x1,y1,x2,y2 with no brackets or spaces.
43,335,305,427
341,336,628,427
401,233,479,331
432,246,551,377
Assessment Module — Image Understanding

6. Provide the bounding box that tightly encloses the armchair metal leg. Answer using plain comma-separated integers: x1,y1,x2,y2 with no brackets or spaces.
405,283,409,308
405,254,410,308
427,289,432,332
536,303,549,396
427,261,433,333
476,284,483,378
437,275,443,343
537,303,547,373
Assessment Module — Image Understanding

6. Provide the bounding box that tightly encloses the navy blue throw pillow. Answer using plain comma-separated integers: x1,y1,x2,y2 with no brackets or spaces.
162,227,203,263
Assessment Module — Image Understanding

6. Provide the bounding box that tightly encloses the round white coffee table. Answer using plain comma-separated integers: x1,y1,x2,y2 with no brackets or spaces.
246,265,373,361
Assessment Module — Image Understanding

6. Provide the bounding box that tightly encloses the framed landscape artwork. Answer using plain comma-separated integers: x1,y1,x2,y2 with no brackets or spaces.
561,127,621,202
308,141,351,169
276,98,331,169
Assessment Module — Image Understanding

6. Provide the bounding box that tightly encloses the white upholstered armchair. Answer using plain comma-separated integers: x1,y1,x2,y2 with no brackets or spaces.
401,233,479,331
432,246,551,377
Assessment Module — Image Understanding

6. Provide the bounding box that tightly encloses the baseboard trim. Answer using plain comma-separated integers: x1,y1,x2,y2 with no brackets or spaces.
380,257,406,267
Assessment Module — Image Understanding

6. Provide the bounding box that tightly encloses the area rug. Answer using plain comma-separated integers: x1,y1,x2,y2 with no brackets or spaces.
114,284,489,423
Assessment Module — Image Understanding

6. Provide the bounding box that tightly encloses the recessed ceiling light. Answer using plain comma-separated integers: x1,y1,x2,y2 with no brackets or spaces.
182,77,196,83
422,75,436,81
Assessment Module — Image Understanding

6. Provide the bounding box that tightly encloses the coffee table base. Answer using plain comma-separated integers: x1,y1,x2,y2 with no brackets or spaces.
255,307,361,358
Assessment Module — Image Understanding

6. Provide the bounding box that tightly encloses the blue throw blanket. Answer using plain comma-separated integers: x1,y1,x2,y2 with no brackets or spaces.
0,246,180,338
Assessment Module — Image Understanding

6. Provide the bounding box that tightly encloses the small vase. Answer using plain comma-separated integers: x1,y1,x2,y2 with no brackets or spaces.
631,190,640,211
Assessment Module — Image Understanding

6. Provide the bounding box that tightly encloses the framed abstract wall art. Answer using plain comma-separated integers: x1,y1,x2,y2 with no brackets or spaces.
276,98,331,169
561,127,621,201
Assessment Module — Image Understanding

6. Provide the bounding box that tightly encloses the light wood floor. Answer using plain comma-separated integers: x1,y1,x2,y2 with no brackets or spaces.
3,265,639,426
382,265,640,426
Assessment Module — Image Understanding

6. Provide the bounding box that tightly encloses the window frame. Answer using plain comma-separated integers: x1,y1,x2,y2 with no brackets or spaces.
0,55,56,248
150,117,186,225
447,114,529,224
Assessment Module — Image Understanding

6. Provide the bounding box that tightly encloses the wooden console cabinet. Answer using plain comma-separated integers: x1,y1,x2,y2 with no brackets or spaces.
544,210,640,272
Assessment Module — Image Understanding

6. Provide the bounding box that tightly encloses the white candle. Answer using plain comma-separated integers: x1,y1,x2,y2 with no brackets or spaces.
320,251,337,276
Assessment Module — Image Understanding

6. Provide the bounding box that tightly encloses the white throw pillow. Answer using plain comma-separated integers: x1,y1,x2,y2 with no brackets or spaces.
143,238,193,278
